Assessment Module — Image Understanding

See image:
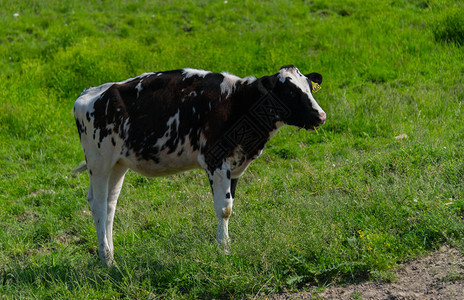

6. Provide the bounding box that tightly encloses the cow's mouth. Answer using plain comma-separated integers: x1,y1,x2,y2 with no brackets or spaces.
308,127,317,131
305,122,324,131
306,116,325,131
305,125,319,131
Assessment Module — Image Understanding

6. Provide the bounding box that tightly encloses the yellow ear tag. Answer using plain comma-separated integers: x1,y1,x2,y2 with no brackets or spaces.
311,81,321,94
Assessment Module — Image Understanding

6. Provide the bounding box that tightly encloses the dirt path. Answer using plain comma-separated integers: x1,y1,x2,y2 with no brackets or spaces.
272,245,464,299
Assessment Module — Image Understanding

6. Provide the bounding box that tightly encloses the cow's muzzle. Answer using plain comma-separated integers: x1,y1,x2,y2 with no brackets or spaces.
306,112,326,131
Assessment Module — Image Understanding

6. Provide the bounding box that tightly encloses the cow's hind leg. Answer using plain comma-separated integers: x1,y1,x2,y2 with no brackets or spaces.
208,165,234,253
87,162,127,267
106,163,128,258
88,169,113,266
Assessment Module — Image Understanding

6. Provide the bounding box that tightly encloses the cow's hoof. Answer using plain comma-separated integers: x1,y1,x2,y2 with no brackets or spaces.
100,252,116,267
217,241,231,255
101,258,116,268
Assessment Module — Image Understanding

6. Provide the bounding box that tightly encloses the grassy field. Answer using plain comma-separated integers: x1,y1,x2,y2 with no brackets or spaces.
1,0,464,298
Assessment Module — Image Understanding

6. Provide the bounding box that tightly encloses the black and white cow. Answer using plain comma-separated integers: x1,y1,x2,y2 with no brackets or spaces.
74,65,326,266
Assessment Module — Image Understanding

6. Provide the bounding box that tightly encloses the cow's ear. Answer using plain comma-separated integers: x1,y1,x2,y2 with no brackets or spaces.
306,72,322,85
257,75,278,94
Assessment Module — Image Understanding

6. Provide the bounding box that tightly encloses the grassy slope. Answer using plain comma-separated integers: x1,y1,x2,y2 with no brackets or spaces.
1,0,463,298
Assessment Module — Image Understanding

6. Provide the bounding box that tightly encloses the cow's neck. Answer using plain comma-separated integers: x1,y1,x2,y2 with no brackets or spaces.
217,80,285,156
231,79,286,135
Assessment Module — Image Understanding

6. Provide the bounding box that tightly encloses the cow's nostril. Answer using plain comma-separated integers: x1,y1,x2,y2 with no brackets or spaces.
319,112,326,122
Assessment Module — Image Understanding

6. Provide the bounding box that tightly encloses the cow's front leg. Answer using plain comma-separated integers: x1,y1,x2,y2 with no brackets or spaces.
208,166,234,253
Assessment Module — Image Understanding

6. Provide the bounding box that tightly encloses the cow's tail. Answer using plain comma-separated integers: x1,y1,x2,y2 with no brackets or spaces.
72,161,88,175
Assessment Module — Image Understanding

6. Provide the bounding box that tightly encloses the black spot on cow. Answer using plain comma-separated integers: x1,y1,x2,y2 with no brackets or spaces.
111,138,116,146
230,178,239,198
226,170,231,179
75,118,84,139
225,192,231,199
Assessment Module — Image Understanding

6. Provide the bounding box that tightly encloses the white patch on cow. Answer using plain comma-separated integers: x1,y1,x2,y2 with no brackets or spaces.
122,118,131,141
77,83,114,107
220,72,240,96
120,72,154,84
104,100,110,116
242,76,257,84
182,68,211,79
199,132,207,149
188,91,197,97
220,73,257,97
135,81,143,98
278,67,325,117
167,109,180,133
93,127,101,140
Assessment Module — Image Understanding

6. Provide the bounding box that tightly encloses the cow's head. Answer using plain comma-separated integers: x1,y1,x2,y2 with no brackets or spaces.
259,65,326,131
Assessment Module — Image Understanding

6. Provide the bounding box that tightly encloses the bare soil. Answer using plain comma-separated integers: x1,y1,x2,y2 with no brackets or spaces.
271,245,464,299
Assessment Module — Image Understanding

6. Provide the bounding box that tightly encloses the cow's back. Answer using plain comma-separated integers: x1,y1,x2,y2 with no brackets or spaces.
74,71,225,177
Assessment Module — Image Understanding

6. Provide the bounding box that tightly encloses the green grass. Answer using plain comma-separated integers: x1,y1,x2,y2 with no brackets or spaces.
1,0,464,298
